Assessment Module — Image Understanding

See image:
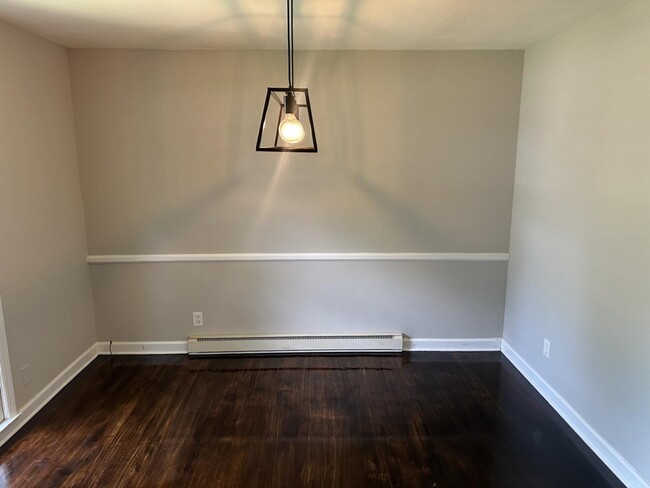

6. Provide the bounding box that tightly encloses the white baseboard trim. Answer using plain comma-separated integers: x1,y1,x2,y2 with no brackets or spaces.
86,252,510,264
0,343,98,448
501,341,648,488
96,339,501,354
96,341,188,355
405,338,502,351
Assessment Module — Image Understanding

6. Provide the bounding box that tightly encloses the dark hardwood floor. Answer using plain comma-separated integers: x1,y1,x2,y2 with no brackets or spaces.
0,353,623,487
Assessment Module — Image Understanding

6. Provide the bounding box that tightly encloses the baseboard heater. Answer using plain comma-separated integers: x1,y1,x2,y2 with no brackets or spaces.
187,333,403,355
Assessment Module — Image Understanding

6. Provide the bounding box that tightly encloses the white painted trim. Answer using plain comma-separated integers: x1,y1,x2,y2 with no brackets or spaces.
501,341,648,488
96,341,188,355
0,296,17,419
97,338,502,355
87,252,510,264
405,338,502,351
0,343,98,448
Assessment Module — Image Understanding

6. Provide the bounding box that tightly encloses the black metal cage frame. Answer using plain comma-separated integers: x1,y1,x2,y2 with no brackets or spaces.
256,87,318,153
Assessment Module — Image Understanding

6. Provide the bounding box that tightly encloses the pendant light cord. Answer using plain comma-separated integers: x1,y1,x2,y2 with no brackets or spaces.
287,0,294,88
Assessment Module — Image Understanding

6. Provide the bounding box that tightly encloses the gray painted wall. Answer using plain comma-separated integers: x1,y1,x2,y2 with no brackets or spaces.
69,50,523,255
90,261,507,342
67,50,523,341
503,0,650,482
0,21,96,410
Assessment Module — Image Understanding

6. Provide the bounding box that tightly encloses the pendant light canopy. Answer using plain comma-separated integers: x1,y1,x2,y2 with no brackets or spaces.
256,0,317,152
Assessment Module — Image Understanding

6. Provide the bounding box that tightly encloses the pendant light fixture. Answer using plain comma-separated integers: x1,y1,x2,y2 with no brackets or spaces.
256,0,318,152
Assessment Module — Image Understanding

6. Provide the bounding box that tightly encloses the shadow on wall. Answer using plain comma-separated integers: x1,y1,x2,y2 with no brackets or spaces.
98,51,476,254
103,0,441,253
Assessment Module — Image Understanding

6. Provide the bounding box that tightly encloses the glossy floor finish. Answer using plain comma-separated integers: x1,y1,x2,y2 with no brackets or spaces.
0,353,623,487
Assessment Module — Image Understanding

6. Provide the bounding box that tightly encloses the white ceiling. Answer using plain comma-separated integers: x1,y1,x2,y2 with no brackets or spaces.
0,0,627,50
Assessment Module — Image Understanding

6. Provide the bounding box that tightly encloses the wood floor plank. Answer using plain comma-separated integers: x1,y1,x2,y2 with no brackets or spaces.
0,353,624,487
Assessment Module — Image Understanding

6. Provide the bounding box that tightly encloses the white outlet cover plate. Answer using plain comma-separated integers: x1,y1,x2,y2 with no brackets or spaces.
193,312,203,327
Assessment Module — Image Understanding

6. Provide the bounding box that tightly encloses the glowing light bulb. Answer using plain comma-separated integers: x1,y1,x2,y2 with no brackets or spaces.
278,113,305,144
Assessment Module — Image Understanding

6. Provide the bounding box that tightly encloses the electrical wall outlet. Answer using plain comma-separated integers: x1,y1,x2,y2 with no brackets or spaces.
543,338,551,359
192,312,203,327
20,363,31,387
